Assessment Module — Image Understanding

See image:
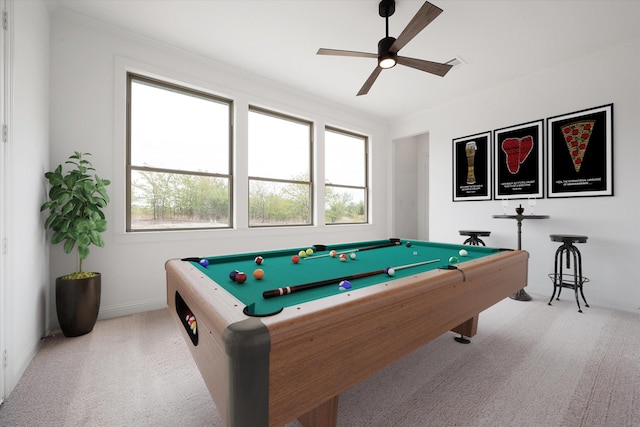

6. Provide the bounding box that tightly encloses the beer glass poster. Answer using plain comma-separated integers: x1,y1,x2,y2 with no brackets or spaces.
493,120,544,199
452,131,491,201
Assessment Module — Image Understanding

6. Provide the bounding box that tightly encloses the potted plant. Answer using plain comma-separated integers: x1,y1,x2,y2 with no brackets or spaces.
40,151,110,337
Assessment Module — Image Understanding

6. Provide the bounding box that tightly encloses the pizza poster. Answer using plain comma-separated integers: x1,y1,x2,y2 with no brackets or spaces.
547,104,613,198
452,132,491,201
493,120,544,199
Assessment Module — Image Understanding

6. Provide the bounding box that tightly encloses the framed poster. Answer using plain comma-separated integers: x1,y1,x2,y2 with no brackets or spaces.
493,120,544,199
452,131,491,201
547,104,613,198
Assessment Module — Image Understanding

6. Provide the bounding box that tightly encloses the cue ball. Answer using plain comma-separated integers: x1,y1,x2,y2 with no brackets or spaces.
459,249,468,257
338,280,352,291
385,267,395,276
339,253,347,262
350,252,356,260
253,269,264,280
198,258,209,267
449,256,459,263
255,256,264,265
291,255,300,264
229,270,239,281
235,272,247,284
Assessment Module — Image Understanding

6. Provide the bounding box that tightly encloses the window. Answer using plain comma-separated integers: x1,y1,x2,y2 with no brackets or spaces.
324,127,368,224
248,107,313,227
126,73,233,231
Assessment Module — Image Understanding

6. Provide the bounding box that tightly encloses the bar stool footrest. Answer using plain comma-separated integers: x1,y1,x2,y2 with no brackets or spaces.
547,273,590,289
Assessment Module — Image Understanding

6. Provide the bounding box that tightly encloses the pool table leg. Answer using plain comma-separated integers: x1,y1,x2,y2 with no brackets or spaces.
297,395,339,427
451,315,478,342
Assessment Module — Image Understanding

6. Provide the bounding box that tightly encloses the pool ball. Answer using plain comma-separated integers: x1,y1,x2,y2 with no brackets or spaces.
306,248,314,256
329,250,337,257
255,256,264,265
253,269,264,280
350,252,356,260
406,242,412,247
338,280,352,291
198,258,209,267
229,270,239,281
449,256,459,263
385,267,395,277
291,255,300,264
298,250,307,258
459,249,468,257
235,272,247,284
339,253,347,262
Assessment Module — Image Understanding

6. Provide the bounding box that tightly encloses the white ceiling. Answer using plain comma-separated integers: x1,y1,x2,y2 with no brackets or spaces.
48,0,640,121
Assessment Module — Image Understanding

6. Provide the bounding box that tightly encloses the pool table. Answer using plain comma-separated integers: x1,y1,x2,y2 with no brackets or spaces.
166,238,528,427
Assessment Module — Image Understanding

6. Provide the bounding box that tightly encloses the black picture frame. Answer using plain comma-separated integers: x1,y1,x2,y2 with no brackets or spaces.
493,120,544,199
452,131,491,201
547,104,613,198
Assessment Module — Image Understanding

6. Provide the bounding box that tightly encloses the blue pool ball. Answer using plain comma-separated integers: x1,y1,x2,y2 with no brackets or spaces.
229,270,239,281
199,258,209,267
338,280,352,291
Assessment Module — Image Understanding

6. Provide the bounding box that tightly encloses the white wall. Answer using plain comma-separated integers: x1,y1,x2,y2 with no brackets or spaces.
3,0,50,397
392,37,640,313
48,10,392,324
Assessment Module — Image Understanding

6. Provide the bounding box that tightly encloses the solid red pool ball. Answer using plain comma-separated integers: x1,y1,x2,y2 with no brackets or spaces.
229,270,239,281
253,269,264,280
255,256,264,265
235,272,247,284
291,255,300,264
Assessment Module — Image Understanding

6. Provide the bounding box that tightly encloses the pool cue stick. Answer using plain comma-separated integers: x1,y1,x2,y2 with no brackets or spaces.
304,241,401,260
262,258,440,299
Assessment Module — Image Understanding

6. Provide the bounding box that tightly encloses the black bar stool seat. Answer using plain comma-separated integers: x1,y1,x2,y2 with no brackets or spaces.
459,230,491,246
548,234,589,313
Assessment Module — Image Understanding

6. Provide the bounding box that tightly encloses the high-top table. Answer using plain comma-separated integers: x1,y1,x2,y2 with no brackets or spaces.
493,206,549,301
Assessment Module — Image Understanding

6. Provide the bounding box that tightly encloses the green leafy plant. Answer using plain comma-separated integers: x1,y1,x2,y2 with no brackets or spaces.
41,152,110,279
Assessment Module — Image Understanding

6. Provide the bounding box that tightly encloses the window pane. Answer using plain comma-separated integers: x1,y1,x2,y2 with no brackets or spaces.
130,80,230,174
249,180,311,226
248,109,310,181
325,187,366,224
131,170,230,230
325,130,365,186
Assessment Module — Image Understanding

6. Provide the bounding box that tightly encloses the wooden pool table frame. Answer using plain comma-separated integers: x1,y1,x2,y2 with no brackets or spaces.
166,248,528,427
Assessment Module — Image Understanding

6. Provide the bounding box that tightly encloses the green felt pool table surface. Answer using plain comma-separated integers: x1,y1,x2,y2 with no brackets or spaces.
188,238,506,316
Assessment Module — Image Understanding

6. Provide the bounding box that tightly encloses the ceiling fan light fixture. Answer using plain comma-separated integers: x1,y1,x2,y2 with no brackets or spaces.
379,54,397,69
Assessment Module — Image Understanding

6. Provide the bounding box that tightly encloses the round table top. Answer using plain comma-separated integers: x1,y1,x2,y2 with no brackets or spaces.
492,214,550,219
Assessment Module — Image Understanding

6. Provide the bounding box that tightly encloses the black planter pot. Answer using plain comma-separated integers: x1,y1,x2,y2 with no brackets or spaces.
56,273,101,337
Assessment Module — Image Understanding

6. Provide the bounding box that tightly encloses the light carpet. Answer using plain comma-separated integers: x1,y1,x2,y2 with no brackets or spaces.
1,293,639,427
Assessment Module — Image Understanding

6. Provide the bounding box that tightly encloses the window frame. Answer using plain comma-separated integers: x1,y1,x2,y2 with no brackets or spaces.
126,72,234,232
324,126,369,225
247,105,314,228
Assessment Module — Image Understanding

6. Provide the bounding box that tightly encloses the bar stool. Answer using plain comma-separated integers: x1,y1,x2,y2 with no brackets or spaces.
548,234,590,313
459,230,490,246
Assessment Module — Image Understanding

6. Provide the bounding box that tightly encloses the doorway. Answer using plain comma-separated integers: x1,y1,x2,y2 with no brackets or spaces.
392,133,429,241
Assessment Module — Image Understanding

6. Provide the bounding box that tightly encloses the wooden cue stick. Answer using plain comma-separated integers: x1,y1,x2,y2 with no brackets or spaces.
304,241,401,260
262,258,440,299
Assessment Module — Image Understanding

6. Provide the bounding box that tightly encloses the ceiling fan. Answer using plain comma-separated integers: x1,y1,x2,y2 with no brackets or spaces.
317,0,452,96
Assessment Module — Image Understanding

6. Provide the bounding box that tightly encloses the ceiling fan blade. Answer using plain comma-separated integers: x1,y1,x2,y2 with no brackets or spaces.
390,1,443,53
396,56,452,77
357,67,383,96
317,48,377,59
